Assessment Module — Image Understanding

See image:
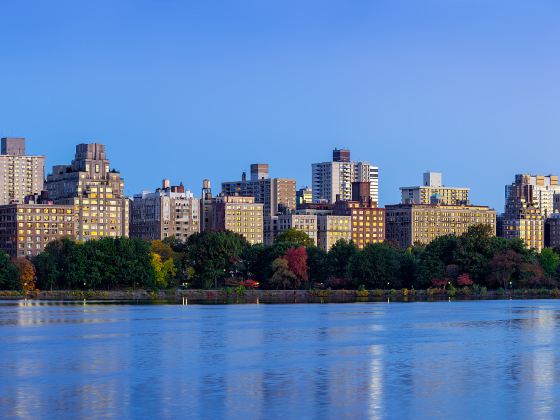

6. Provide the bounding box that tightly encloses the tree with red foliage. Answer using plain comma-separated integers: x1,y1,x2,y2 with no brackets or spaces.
284,247,309,284
457,273,474,286
488,250,523,289
431,278,450,288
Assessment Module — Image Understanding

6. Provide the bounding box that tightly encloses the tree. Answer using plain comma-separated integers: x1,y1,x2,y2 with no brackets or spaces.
151,240,177,262
306,246,328,284
13,258,36,293
416,235,458,288
348,243,404,289
151,253,167,289
284,247,308,286
186,231,249,288
539,248,560,278
275,229,314,247
0,252,19,290
487,250,524,289
457,273,474,286
33,238,155,291
327,239,358,280
270,258,298,289
454,225,494,279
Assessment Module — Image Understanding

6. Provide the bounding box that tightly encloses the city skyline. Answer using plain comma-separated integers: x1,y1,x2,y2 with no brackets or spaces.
2,2,560,210
7,136,560,212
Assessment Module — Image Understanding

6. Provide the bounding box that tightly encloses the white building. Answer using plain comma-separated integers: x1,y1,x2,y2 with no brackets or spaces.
312,148,379,204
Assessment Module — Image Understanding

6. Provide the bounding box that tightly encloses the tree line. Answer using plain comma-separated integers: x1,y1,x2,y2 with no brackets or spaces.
0,224,559,292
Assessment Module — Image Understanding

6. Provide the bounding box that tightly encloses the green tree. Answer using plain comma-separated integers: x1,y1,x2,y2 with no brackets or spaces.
454,224,495,283
270,257,297,289
327,239,358,282
306,246,328,285
0,251,19,290
275,228,314,247
416,235,458,288
348,243,404,289
539,248,560,277
186,231,249,289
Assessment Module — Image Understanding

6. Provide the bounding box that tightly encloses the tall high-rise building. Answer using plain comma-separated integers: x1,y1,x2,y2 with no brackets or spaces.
45,143,129,241
311,148,379,204
400,172,470,205
505,174,560,218
501,174,548,251
221,164,296,216
0,137,45,205
130,179,199,241
201,179,214,233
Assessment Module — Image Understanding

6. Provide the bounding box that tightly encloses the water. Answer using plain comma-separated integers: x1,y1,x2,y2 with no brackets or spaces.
1,300,560,419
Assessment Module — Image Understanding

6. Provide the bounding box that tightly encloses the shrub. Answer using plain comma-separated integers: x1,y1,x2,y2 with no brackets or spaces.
447,284,457,297
356,289,369,298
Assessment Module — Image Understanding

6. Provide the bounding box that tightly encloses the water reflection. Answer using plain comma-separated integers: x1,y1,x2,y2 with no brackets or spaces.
2,300,560,418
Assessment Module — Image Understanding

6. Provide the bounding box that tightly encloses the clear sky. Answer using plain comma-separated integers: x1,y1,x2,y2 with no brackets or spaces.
1,0,559,210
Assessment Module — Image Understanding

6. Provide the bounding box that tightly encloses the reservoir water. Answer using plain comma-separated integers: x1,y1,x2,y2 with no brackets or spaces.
1,299,559,419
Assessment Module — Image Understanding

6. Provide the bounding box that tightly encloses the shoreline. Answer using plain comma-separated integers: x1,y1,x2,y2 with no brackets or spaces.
2,288,560,304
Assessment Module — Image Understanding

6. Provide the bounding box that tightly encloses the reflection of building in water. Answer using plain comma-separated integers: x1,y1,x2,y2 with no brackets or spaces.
530,309,555,419
368,344,384,420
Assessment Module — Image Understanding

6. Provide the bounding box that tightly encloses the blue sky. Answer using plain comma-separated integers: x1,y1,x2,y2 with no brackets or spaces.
1,0,559,210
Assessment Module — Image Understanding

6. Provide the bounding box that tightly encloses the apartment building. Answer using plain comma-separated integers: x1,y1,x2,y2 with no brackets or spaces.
333,200,385,249
0,138,45,205
131,179,199,241
296,187,313,209
385,204,496,248
505,174,560,218
0,194,74,257
45,143,129,241
211,195,263,245
222,164,296,216
317,213,352,251
400,172,470,205
501,174,550,251
546,214,560,248
312,148,379,204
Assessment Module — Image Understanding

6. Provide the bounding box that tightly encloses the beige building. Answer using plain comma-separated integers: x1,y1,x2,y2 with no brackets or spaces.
0,197,75,257
276,212,318,245
317,213,352,251
501,174,551,251
385,204,496,248
222,164,296,216
506,174,560,218
0,138,45,205
131,179,199,241
45,143,129,241
334,200,385,249
400,172,469,205
211,195,263,245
